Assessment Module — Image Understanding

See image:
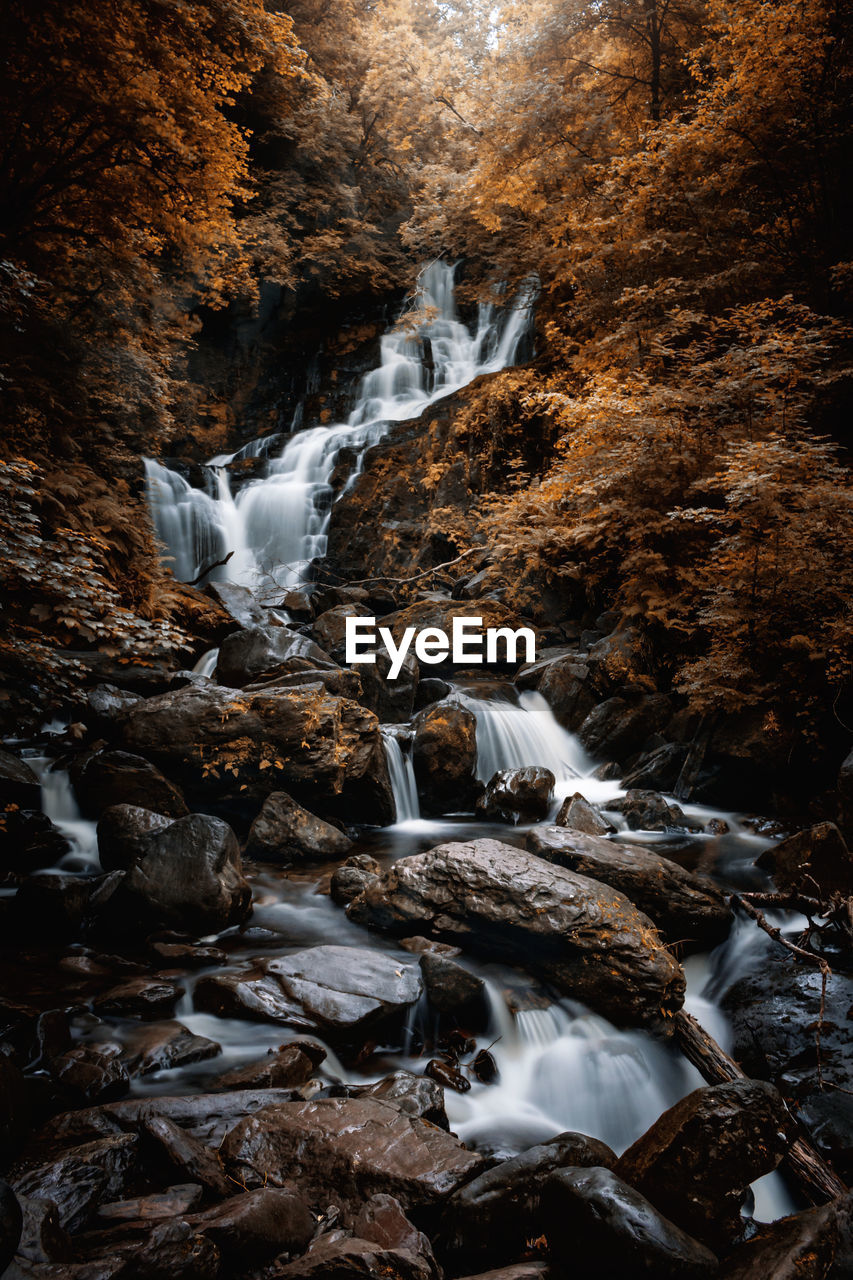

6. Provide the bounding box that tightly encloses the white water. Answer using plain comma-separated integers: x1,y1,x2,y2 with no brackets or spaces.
145,261,536,589
382,731,421,823
454,685,623,809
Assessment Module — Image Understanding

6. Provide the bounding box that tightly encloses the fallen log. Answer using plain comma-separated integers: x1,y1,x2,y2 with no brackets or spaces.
673,1009,847,1203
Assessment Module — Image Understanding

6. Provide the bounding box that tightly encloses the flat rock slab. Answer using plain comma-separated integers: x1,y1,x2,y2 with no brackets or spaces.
526,826,731,949
348,839,685,1026
265,945,422,1038
220,1096,485,1214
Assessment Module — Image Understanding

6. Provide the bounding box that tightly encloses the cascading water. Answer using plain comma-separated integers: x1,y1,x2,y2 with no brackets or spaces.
145,261,536,589
453,684,623,809
382,730,421,824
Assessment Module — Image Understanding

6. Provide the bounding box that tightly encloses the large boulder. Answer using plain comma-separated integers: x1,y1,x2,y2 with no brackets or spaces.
612,790,697,832
721,951,853,1180
264,945,422,1040
381,600,536,672
204,581,273,630
476,767,555,824
544,1166,718,1279
119,681,393,822
578,693,672,762
348,839,685,1025
220,1096,484,1215
358,648,420,724
756,822,853,897
436,1133,617,1272
119,812,252,934
412,702,481,816
270,1229,435,1280
244,791,352,864
190,1188,314,1266
615,1080,792,1250
12,1133,138,1233
516,652,597,731
215,624,333,688
525,826,731,949
97,804,173,871
555,793,615,836
70,749,188,818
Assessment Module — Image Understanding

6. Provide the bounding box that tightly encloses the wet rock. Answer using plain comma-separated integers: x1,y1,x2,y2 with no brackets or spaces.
271,1230,434,1279
354,1194,437,1271
85,684,144,730
412,702,481,815
0,1182,24,1272
120,813,251,934
148,940,227,969
204,581,272,629
119,1021,220,1078
0,810,70,874
721,951,853,1179
194,970,305,1027
359,647,420,724
13,1134,138,1232
516,652,597,731
476,767,555,824
613,789,698,832
330,854,380,906
50,1049,129,1106
216,624,331,687
91,1217,220,1279
220,1095,484,1214
311,604,367,658
381,600,537,671
615,1080,792,1250
544,1166,719,1279
93,978,183,1020
756,822,853,897
15,1193,69,1263
213,1044,320,1091
425,1059,470,1092
264,945,422,1040
120,681,393,823
555,792,616,836
191,1188,314,1264
244,791,352,864
399,936,462,958
579,693,672,762
96,805,173,871
280,588,314,621
349,839,685,1025
526,826,731,948
0,749,40,809
246,659,363,700
419,953,488,1028
140,1114,231,1198
70,751,187,820
347,1071,449,1130
414,678,452,711
97,1185,203,1223
436,1132,617,1272
621,743,690,793
721,1203,839,1279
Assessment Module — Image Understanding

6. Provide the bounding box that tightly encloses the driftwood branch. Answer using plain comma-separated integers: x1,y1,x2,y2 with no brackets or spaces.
187,550,234,586
333,546,483,588
673,1010,847,1203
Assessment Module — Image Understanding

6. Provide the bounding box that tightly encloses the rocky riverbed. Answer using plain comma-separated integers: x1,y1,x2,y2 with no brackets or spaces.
1,581,852,1280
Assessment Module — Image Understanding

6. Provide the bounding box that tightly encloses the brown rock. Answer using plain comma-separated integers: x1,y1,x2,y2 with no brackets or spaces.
349,839,685,1025
245,791,352,865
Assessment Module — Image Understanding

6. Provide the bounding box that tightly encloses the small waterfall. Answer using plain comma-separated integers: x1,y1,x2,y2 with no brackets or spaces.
382,731,421,824
29,757,100,872
145,261,536,589
192,647,220,678
453,685,620,807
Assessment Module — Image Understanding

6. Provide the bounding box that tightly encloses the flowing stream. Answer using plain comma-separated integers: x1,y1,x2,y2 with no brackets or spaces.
29,258,799,1229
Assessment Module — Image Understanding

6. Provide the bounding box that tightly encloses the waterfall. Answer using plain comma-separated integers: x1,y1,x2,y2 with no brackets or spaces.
453,685,621,808
145,261,536,589
382,731,421,824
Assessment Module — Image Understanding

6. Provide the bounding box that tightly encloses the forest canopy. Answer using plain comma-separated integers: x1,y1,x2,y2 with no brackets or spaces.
0,0,851,771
